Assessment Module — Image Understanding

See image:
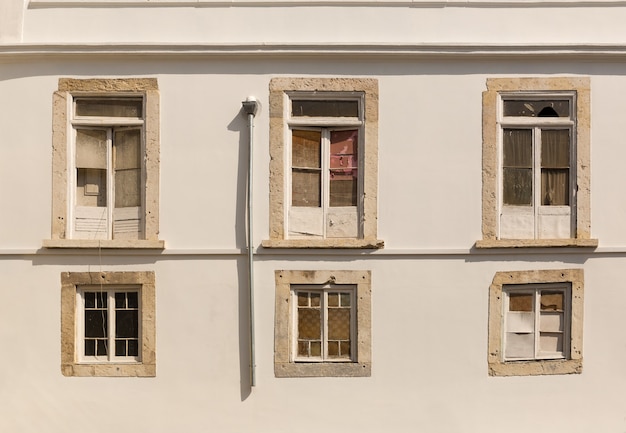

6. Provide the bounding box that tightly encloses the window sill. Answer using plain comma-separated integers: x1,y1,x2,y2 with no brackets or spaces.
488,359,582,376
275,362,371,378
62,362,156,377
43,239,165,249
262,239,384,249
475,238,598,249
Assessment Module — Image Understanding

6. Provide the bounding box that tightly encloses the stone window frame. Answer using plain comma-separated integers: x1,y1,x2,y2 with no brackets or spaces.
274,270,371,377
488,269,583,377
61,271,156,377
262,78,383,249
44,78,163,249
477,77,597,248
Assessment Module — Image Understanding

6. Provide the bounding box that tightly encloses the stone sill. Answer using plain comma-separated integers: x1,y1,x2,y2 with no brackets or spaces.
488,359,582,376
475,238,598,249
43,239,165,249
62,362,156,377
275,362,371,377
262,239,384,249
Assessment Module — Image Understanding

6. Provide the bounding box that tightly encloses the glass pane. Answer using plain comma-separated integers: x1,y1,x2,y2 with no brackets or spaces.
503,100,570,117
128,339,139,357
541,169,569,205
127,292,138,309
115,292,126,309
297,292,308,306
76,99,143,118
506,311,534,333
85,310,107,338
328,309,351,340
327,293,339,307
539,332,564,353
291,170,321,207
115,169,141,208
328,341,339,357
76,168,107,207
96,340,108,356
541,291,564,311
298,308,321,340
292,100,359,117
330,130,358,207
115,340,127,357
310,293,320,307
503,129,532,167
292,130,321,168
115,310,138,339
76,129,107,169
541,130,570,168
509,293,533,312
85,340,96,356
298,341,308,357
114,129,141,170
505,333,534,358
540,312,563,332
503,168,532,206
340,293,351,307
84,292,96,309
340,341,351,357
96,292,107,308
310,341,321,357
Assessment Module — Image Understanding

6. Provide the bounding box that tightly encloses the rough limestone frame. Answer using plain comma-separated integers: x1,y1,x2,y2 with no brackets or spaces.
45,78,163,249
477,77,597,248
61,271,156,377
262,77,382,249
274,270,372,377
488,269,583,377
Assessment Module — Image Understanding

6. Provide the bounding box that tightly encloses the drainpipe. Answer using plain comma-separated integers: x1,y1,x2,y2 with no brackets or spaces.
242,96,259,387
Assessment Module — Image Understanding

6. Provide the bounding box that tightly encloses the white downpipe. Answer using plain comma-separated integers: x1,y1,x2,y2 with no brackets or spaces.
242,96,259,387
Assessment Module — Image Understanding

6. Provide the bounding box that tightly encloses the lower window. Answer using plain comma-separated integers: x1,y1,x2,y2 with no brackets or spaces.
61,271,156,377
275,270,371,377
488,269,583,376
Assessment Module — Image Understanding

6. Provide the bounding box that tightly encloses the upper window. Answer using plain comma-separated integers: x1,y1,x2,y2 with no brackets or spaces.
488,269,583,376
274,270,371,377
45,79,163,249
61,271,156,377
478,77,597,248
263,78,382,249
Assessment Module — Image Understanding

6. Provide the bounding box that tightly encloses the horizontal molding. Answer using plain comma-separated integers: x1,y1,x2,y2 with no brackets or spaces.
28,0,626,8
0,246,625,256
6,43,626,58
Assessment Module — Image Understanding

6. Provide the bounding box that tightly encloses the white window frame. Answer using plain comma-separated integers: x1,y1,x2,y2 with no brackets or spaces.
502,283,571,362
286,93,365,240
291,285,356,363
69,96,146,240
497,92,576,240
76,286,142,364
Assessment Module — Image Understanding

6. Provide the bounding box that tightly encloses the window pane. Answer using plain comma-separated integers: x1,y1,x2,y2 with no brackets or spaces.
76,99,143,118
310,341,321,357
292,100,359,117
509,293,533,312
541,169,569,206
330,130,358,207
340,341,351,358
328,293,339,307
77,168,107,207
115,292,126,309
298,308,321,340
503,129,532,206
541,291,564,311
310,293,320,307
539,332,564,353
115,340,127,357
340,293,351,307
114,129,142,208
96,340,108,356
503,100,570,117
541,130,570,206
503,129,532,167
541,130,570,168
328,341,339,357
115,169,141,208
328,308,351,340
505,333,534,358
127,292,139,309
84,292,96,308
76,129,107,169
85,310,107,338
115,310,138,339
540,312,563,332
292,130,321,168
114,129,141,170
292,170,321,207
85,340,96,356
127,339,139,357
503,168,532,205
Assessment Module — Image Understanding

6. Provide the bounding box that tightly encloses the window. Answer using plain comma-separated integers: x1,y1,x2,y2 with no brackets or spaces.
478,77,596,248
45,79,163,249
61,271,156,377
488,269,583,376
263,78,382,249
274,270,371,377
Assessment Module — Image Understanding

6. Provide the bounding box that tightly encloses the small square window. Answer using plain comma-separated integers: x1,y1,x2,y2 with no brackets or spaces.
61,271,156,377
275,270,371,378
488,269,583,376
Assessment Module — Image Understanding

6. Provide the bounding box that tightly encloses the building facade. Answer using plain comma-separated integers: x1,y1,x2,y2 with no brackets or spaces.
1,0,626,431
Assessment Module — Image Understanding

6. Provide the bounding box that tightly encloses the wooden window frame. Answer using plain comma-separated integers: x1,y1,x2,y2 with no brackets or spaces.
263,78,383,249
488,269,583,377
61,271,156,377
477,77,597,249
45,78,163,249
274,270,371,377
